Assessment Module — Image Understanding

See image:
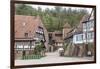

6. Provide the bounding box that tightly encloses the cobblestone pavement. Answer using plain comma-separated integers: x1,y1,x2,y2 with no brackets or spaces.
15,51,94,66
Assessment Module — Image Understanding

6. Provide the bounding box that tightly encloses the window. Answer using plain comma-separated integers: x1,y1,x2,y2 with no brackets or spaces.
58,43,63,46
36,26,44,34
76,35,78,41
87,33,91,40
31,46,35,48
88,21,91,29
35,33,44,41
91,20,94,28
92,32,94,39
87,32,94,40
24,45,29,49
76,34,83,41
24,33,28,37
83,23,86,29
16,45,23,49
87,20,94,30
31,42,35,48
79,34,83,41
87,22,91,30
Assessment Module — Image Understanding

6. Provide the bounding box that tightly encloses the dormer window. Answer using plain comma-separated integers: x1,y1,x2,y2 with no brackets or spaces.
24,33,28,37
36,26,44,34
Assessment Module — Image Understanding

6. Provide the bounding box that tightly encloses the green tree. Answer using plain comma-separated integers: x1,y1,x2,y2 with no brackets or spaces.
15,4,89,32
34,41,45,56
15,4,37,16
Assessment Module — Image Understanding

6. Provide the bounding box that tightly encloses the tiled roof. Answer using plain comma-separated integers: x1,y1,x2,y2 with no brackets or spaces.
74,23,83,34
63,23,71,28
63,23,72,39
54,31,62,34
48,31,63,43
64,28,75,39
80,15,90,23
15,15,43,39
54,31,63,43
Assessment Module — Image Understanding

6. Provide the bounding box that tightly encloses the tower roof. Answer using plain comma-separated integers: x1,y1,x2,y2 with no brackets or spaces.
63,23,71,28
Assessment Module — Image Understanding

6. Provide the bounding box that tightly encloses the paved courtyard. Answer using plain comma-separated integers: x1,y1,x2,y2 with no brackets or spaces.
15,51,94,66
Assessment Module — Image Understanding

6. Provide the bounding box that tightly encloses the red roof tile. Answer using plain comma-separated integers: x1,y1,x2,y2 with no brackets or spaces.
15,15,43,39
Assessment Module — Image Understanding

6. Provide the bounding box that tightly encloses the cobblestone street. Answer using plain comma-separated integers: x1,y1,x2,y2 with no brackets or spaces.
15,51,94,66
